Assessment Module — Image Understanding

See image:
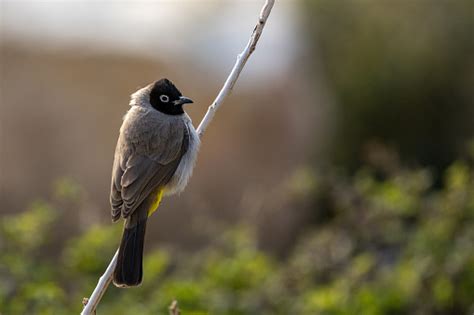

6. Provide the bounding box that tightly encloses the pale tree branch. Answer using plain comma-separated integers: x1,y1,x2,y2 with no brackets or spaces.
81,250,118,314
168,300,180,315
81,1,275,314
196,0,275,137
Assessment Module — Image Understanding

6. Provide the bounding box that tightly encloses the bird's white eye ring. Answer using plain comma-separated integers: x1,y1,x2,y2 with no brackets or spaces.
160,95,169,103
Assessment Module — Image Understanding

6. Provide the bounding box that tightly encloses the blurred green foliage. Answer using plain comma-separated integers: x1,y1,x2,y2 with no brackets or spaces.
1,159,473,314
304,0,474,172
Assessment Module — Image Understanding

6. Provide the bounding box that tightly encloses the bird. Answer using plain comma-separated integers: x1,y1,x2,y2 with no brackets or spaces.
110,78,200,287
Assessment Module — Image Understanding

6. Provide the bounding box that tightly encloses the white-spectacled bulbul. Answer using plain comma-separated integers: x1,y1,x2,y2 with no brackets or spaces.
110,78,200,287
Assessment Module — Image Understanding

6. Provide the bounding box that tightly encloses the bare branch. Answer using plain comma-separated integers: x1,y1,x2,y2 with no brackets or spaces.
81,250,118,315
168,300,181,315
82,298,96,315
80,1,274,314
196,0,275,137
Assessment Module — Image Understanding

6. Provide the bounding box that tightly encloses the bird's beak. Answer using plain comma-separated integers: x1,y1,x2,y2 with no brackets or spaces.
174,96,194,106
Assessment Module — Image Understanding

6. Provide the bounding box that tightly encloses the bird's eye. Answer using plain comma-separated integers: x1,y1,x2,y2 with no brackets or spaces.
159,95,169,103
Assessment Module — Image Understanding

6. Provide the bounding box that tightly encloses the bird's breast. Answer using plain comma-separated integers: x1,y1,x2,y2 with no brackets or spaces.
164,119,200,195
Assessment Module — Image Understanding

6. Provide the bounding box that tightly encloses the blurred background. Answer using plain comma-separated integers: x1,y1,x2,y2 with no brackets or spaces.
1,0,473,314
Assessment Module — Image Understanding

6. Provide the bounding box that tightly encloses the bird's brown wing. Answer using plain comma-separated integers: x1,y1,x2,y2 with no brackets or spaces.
110,120,189,221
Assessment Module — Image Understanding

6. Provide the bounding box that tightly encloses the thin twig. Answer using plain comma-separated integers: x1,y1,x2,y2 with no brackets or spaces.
168,300,180,315
81,250,118,314
82,298,96,315
196,0,275,137
80,1,275,314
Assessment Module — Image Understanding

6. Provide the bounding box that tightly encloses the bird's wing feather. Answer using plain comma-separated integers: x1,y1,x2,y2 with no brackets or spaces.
120,155,178,218
111,153,125,220
110,115,189,221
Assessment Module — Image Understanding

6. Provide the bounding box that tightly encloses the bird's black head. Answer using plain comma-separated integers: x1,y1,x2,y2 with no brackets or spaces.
149,78,193,115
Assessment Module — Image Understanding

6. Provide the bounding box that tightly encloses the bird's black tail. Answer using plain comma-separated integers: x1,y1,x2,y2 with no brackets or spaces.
113,218,147,287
